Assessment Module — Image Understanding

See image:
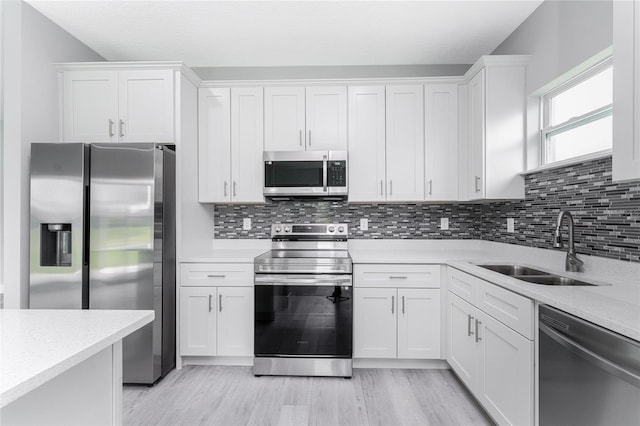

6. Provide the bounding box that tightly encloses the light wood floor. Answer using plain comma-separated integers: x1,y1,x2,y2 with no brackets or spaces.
123,366,493,426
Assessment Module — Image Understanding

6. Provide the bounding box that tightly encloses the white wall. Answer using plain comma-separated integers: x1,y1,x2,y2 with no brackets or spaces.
491,0,612,94
1,0,103,308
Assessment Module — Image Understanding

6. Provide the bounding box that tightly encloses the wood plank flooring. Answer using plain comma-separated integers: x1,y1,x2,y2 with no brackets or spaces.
123,366,493,426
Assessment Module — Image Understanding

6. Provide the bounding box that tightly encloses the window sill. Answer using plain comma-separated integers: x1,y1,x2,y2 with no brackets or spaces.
519,150,612,176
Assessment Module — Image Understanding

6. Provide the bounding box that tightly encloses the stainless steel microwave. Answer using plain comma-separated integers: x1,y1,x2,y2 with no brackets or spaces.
263,151,348,198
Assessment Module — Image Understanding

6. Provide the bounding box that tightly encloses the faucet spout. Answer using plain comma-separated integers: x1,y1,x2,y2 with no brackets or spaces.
554,210,583,272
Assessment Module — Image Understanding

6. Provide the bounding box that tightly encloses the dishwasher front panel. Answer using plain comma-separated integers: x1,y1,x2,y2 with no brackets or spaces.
539,305,640,426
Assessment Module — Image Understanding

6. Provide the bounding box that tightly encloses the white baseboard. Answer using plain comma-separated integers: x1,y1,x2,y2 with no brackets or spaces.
182,356,254,367
353,358,450,369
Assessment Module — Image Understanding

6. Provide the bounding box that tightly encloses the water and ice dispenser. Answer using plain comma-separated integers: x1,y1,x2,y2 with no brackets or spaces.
40,223,72,267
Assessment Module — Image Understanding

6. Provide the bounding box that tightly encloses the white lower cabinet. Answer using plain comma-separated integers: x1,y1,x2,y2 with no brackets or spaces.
446,269,534,426
354,264,441,360
179,263,254,358
179,287,217,356
217,287,254,356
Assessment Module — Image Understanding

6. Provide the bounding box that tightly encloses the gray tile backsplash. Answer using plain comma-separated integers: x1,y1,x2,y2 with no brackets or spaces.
213,157,640,262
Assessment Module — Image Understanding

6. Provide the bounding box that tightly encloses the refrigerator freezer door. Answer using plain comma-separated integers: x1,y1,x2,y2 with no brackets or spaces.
30,143,88,309
89,143,161,384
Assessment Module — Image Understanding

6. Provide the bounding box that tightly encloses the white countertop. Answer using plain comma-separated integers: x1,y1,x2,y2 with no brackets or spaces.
0,309,154,407
181,238,640,341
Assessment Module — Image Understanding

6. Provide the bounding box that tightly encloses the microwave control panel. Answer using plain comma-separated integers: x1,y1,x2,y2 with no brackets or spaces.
328,161,347,187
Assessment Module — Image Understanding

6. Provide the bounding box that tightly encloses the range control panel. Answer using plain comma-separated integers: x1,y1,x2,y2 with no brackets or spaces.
271,223,348,237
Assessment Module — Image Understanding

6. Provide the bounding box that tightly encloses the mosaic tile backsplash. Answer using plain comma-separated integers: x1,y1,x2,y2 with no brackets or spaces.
213,157,640,262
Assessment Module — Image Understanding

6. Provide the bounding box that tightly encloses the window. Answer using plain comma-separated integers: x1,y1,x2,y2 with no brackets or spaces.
541,59,613,164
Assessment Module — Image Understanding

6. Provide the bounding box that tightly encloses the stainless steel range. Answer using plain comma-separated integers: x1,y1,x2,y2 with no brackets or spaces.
254,223,352,377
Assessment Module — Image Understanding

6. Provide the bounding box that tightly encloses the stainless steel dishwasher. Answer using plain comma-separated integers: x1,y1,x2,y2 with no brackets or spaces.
539,305,640,426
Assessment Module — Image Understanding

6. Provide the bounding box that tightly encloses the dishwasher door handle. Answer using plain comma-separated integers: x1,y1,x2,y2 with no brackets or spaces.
539,322,640,387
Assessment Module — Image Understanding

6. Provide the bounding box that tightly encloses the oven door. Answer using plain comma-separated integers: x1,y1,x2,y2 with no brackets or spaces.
254,274,352,358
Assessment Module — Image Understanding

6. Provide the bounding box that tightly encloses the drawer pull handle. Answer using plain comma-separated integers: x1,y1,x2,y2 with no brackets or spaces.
389,276,407,280
475,319,482,342
207,274,226,278
468,314,474,336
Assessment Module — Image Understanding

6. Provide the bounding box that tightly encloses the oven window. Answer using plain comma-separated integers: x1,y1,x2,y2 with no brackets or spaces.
264,161,323,187
255,285,352,357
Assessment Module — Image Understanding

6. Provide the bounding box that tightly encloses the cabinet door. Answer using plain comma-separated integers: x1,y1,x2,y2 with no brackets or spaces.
468,69,485,199
179,287,217,356
397,289,441,359
354,288,397,358
613,0,640,181
305,86,347,150
231,87,264,202
385,85,425,201
198,88,231,202
217,287,254,356
447,292,477,391
264,87,306,151
476,311,533,426
118,70,174,143
347,86,386,202
62,70,118,142
424,84,459,201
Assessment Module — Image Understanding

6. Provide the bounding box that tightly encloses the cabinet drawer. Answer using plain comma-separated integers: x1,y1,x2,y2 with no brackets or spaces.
477,279,534,339
447,268,479,305
354,264,441,288
180,263,253,287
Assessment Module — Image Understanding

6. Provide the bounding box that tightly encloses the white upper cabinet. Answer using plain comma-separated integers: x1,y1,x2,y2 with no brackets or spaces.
386,85,425,201
117,70,174,143
63,71,118,143
230,87,264,202
264,87,305,151
465,57,527,200
613,0,640,181
305,86,348,150
424,84,459,201
199,87,264,203
348,86,386,202
61,68,175,143
264,86,347,151
198,88,231,203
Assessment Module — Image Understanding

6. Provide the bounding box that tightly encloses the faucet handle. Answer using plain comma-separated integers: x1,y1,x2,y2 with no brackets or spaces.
566,253,584,272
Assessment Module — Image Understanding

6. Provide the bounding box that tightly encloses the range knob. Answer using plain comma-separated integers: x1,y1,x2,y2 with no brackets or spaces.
284,226,291,233
338,225,345,233
274,225,282,233
328,225,335,232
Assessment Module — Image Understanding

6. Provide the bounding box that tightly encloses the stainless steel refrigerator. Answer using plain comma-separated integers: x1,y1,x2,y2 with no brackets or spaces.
29,142,176,385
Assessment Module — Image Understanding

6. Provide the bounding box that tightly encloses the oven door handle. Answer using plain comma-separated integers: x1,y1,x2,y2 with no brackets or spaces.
255,275,352,286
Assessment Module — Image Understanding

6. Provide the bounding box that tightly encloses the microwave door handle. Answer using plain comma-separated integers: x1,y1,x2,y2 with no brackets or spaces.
323,155,328,192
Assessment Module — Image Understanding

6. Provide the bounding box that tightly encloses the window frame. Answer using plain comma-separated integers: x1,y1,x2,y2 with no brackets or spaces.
540,57,613,165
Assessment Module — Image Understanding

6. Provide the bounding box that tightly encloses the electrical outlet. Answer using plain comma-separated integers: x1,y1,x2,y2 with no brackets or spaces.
507,218,515,233
360,218,369,231
440,218,449,230
243,218,252,230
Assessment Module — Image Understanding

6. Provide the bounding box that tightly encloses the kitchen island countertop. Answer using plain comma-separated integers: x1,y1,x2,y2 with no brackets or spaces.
0,309,153,408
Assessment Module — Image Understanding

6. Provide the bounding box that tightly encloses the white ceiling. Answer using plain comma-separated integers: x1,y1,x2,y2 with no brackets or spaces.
26,0,543,68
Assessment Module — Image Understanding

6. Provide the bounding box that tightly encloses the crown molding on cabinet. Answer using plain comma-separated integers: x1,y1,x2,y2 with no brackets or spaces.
198,76,465,88
54,61,202,86
463,55,531,82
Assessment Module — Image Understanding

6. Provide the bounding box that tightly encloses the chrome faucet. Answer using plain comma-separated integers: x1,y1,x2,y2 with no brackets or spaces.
553,210,584,272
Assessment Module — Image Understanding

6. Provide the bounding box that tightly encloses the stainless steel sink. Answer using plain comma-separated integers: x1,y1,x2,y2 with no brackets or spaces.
516,276,597,286
476,264,600,286
478,264,550,276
